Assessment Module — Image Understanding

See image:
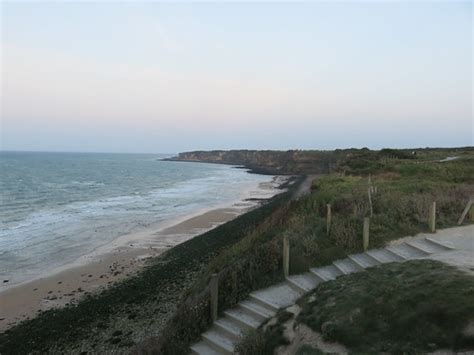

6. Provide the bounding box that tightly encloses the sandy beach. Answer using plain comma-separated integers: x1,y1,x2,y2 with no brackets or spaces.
0,177,288,332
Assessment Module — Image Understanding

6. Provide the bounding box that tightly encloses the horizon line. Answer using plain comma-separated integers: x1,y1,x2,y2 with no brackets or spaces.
1,145,473,155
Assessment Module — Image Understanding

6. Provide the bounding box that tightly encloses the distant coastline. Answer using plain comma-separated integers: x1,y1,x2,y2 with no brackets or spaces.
164,147,474,175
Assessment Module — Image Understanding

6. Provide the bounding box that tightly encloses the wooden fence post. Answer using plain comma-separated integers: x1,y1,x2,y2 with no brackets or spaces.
429,202,436,233
458,199,473,225
210,274,218,322
283,236,289,278
363,217,370,251
368,187,373,217
326,204,331,236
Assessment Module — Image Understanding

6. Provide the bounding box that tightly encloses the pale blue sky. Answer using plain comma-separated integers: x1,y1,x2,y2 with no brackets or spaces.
1,1,472,153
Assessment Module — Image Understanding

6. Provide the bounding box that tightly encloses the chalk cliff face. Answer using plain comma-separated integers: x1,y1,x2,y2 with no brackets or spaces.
168,150,344,175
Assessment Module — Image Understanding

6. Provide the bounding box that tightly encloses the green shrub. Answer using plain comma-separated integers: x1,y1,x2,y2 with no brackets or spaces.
297,260,474,353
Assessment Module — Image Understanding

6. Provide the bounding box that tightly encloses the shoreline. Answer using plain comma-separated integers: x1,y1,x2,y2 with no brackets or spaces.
0,176,289,332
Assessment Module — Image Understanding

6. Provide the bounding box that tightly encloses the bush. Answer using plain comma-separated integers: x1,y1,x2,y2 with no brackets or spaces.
297,260,474,353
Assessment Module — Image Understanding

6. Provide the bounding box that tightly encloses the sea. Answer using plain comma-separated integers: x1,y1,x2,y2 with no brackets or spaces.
0,151,276,286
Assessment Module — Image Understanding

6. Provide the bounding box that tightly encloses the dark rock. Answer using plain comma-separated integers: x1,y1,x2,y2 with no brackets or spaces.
97,322,107,329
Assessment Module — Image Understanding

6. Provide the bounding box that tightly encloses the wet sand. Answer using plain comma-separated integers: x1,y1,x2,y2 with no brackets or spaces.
0,206,254,331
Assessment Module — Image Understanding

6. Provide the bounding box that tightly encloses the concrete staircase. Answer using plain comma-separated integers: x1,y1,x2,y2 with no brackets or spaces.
190,237,455,355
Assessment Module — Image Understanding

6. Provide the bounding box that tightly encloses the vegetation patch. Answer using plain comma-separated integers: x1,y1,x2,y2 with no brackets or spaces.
284,155,474,272
297,260,474,353
295,344,324,355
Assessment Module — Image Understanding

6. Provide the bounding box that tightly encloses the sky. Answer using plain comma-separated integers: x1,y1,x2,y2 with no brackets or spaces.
1,1,472,153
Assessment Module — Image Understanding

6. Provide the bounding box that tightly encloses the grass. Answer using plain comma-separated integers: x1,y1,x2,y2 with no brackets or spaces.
155,150,473,350
283,155,474,273
146,151,474,353
236,261,474,354
297,260,474,353
233,150,474,354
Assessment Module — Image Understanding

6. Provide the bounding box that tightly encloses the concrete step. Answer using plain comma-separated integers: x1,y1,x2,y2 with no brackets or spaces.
214,317,244,342
202,328,235,355
286,273,321,293
389,243,427,259
190,341,224,355
349,253,380,268
238,301,271,322
286,278,307,293
333,258,363,275
385,246,409,260
310,265,343,281
248,293,280,313
424,237,456,251
251,282,302,309
224,307,262,330
366,248,404,263
404,240,435,254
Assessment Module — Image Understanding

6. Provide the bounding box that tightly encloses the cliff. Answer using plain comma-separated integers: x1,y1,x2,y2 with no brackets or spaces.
164,147,474,175
165,149,348,175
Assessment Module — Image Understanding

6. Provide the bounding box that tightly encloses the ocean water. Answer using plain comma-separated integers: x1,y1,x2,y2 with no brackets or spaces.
0,151,274,285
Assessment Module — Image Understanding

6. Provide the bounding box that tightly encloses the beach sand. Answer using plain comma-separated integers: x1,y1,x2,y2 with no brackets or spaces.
0,177,288,332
